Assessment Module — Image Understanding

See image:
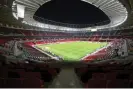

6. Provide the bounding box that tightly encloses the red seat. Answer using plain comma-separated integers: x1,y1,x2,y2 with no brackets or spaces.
85,79,107,88
0,62,2,67
105,72,117,80
0,68,8,78
107,79,129,88
8,69,25,78
0,78,4,88
22,78,43,88
22,72,41,79
116,71,130,79
48,68,57,76
4,78,23,88
129,80,133,88
76,67,88,75
18,71,25,78
92,73,105,79
129,73,133,80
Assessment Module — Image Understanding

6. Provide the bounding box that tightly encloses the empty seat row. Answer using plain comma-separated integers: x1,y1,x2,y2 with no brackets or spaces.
80,72,133,80
76,66,133,84
0,78,43,88
92,72,131,80
0,69,41,79
0,65,60,83
85,79,133,88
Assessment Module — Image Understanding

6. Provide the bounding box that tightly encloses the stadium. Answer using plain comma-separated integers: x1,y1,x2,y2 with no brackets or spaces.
0,0,133,88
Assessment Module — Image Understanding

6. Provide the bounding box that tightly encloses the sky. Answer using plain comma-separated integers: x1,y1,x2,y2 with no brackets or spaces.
34,0,110,25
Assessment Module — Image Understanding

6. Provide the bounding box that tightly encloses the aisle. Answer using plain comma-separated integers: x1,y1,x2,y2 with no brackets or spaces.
48,67,83,88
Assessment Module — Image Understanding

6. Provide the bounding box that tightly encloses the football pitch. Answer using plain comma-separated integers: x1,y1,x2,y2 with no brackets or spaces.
36,41,107,61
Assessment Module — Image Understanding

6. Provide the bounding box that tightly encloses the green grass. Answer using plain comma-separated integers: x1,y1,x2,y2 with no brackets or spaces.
36,41,107,61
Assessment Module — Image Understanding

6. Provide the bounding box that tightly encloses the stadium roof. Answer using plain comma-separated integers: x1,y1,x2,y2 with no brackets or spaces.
11,0,128,31
0,0,132,32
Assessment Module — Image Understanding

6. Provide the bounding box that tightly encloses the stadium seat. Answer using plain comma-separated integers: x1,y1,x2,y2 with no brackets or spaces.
17,71,25,78
40,71,53,82
13,63,25,69
22,72,41,79
0,68,8,78
75,67,88,75
107,79,129,88
85,79,107,88
8,71,20,78
8,69,25,77
48,68,57,76
0,78,4,88
22,78,43,88
80,71,92,83
116,72,130,79
92,73,105,79
0,62,2,67
25,65,35,71
0,39,8,44
105,72,117,80
4,78,23,88
129,80,133,88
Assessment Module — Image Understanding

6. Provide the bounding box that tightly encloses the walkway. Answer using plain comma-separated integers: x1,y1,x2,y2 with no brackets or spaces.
48,67,83,88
